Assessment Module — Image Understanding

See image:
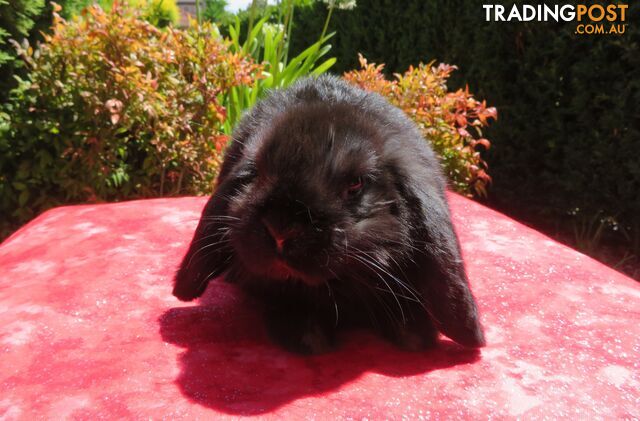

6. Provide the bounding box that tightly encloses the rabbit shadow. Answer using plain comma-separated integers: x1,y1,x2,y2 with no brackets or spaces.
158,281,481,415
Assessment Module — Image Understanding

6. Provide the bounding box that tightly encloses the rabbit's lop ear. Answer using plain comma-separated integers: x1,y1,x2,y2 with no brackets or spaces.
172,177,237,301
398,168,486,348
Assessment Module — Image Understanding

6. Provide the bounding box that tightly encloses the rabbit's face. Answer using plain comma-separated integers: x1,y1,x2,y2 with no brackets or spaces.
226,104,410,286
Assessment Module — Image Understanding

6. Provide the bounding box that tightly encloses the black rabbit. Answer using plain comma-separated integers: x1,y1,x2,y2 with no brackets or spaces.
173,75,485,354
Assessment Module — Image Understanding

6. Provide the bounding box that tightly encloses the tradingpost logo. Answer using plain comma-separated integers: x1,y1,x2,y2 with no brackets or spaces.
483,3,629,35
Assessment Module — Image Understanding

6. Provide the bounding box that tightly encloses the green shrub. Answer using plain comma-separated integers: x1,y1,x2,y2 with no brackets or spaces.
114,0,180,27
56,0,95,18
140,0,180,27
0,4,259,237
58,0,180,27
204,0,233,26
0,0,45,103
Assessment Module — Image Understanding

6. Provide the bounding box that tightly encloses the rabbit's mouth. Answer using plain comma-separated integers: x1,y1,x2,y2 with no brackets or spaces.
269,259,293,278
265,258,326,286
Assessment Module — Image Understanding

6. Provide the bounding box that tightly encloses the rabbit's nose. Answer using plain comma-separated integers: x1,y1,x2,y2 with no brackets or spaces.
261,218,301,254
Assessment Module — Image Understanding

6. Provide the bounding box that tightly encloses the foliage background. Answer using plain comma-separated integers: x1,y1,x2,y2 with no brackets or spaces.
0,0,497,241
0,0,45,104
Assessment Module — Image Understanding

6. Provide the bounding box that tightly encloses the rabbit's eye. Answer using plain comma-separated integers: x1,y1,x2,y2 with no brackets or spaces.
237,164,257,184
345,176,364,197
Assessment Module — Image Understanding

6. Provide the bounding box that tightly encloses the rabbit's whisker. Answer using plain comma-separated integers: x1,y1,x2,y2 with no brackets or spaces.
348,253,406,324
351,247,423,305
187,238,232,269
193,227,232,244
324,278,339,327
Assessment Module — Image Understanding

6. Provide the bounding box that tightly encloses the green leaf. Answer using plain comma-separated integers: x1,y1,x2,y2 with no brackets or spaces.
18,190,29,207
13,181,27,191
311,58,337,76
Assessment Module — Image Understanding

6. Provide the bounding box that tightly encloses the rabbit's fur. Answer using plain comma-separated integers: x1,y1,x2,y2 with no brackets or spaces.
173,75,485,354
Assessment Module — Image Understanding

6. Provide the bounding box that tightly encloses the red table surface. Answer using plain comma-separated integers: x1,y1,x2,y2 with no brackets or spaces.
0,193,638,419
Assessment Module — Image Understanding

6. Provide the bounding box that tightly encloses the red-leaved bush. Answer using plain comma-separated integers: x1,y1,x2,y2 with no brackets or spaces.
343,54,497,197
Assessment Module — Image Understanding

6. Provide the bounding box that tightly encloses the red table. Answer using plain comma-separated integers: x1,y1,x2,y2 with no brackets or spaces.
1,194,638,419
